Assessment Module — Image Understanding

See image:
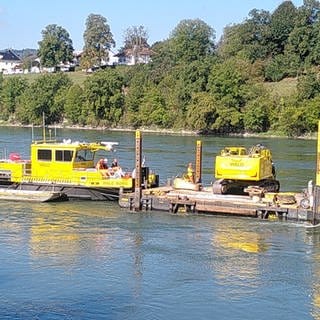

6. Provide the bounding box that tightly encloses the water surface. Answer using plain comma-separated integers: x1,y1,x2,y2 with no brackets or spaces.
0,127,319,319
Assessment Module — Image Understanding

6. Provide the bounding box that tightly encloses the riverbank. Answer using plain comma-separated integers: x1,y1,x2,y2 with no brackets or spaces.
0,121,317,139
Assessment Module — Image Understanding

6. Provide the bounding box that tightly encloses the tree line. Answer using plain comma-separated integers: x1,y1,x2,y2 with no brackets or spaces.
2,0,320,136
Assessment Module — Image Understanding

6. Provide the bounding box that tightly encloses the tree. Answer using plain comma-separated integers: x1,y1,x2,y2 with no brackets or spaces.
2,77,28,119
218,24,245,59
123,65,149,127
207,58,249,109
170,19,215,64
297,72,320,100
122,25,149,65
38,24,74,68
218,9,271,61
64,85,86,124
286,0,320,66
124,25,149,49
82,14,115,69
149,40,176,82
186,92,217,132
83,69,124,126
243,97,270,132
139,86,169,127
269,1,297,55
15,73,72,124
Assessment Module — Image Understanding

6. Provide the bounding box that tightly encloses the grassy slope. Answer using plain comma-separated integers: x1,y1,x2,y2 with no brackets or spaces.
263,77,297,98
6,70,90,86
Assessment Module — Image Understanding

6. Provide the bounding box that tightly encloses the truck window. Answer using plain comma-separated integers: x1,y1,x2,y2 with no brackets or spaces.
56,150,73,162
38,149,52,161
75,150,94,162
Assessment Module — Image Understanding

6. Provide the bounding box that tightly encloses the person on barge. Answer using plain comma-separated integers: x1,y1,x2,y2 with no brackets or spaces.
186,162,195,183
96,158,110,178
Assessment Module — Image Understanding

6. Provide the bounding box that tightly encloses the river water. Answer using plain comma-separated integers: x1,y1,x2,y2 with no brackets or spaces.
0,127,319,319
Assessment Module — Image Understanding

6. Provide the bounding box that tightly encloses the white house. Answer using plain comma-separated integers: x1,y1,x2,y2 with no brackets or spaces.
116,46,153,66
0,49,22,74
107,50,119,66
76,47,152,71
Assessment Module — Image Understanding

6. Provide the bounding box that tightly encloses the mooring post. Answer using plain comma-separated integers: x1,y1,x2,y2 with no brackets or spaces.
313,120,320,224
195,140,202,183
134,130,142,211
312,186,319,225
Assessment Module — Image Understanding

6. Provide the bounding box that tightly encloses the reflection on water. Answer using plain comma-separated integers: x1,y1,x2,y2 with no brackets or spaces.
211,223,268,300
0,200,318,319
304,228,320,319
30,216,81,262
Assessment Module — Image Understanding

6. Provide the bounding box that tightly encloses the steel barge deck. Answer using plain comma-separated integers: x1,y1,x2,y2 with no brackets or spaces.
119,186,316,223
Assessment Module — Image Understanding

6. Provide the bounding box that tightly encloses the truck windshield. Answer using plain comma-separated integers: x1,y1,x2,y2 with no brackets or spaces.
75,150,94,162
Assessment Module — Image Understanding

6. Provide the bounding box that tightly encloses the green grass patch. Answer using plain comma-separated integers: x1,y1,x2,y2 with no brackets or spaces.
5,70,90,86
263,77,297,98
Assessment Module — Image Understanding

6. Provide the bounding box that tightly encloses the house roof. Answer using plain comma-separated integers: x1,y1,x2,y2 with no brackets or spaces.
115,46,154,58
0,49,21,62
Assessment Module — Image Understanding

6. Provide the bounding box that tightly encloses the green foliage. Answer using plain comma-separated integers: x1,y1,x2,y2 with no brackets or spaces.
122,64,157,127
210,103,243,133
243,97,270,132
302,95,320,131
82,14,115,68
219,9,271,61
149,40,176,83
83,69,124,126
38,24,74,67
157,71,186,128
1,77,28,120
139,87,168,127
64,85,86,124
170,19,215,64
276,103,307,136
15,73,72,124
5,3,320,136
186,92,217,132
207,58,249,109
297,72,320,100
269,1,297,55
264,56,286,82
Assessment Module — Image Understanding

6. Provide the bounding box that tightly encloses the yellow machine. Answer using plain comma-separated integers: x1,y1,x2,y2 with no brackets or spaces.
0,138,158,200
213,145,280,194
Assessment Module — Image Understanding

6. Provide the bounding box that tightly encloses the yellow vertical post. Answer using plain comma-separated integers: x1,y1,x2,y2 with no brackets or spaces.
195,140,202,183
134,130,142,211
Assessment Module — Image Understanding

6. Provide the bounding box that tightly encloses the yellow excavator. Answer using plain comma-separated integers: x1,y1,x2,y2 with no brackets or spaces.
213,144,280,195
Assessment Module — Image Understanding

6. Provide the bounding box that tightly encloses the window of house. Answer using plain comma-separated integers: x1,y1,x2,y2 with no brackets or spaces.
56,150,73,162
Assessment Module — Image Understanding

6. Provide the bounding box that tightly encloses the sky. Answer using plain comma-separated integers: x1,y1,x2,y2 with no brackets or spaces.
0,0,303,51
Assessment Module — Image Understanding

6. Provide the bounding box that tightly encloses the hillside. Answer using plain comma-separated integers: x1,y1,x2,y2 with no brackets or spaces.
7,71,298,97
263,78,297,98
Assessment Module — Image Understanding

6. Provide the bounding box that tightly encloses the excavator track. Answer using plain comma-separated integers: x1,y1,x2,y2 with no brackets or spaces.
212,179,280,195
